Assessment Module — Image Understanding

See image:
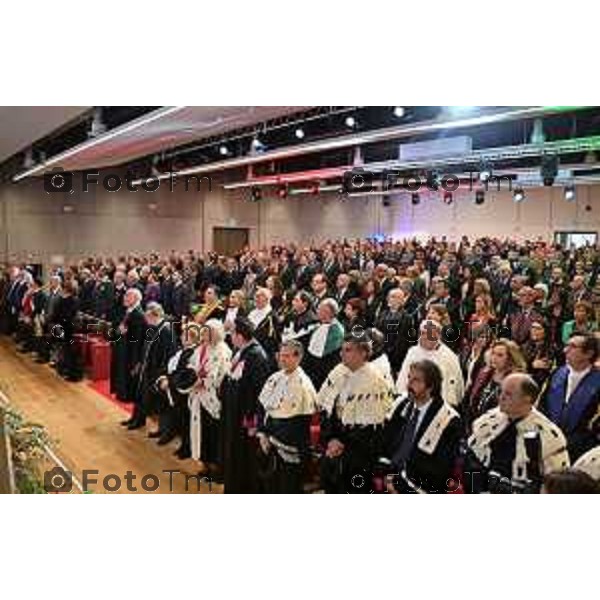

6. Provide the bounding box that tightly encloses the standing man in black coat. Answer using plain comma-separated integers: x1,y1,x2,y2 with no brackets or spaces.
93,268,114,321
126,302,177,432
171,271,192,326
37,275,62,363
112,288,147,406
220,317,272,493
78,268,96,315
54,280,83,382
384,359,462,493
375,288,417,378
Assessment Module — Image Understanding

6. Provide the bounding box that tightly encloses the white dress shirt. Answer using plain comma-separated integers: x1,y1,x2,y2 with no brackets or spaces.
414,398,433,433
566,365,591,403
248,305,272,328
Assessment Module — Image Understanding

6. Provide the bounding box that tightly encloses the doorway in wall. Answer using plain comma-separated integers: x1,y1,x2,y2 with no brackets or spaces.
554,231,598,248
213,227,249,256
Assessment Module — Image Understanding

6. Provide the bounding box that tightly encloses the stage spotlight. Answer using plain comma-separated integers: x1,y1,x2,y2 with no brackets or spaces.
411,192,420,205
219,145,229,156
393,106,405,118
251,136,264,152
564,185,576,201
475,190,485,205
541,155,558,186
513,188,525,203
426,171,439,191
150,155,161,178
345,116,356,128
295,128,305,139
479,161,492,183
251,186,262,202
277,185,288,199
23,149,35,169
443,191,453,205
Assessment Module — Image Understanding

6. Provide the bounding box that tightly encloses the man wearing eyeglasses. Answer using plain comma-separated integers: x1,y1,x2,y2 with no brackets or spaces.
539,333,600,461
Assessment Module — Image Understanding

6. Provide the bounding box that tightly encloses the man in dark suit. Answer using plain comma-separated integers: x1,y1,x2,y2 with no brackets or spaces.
78,268,96,315
334,272,358,309
398,278,423,327
220,317,272,493
425,277,460,329
112,287,147,406
5,267,28,335
375,288,417,378
295,255,314,291
384,359,462,493
539,333,600,461
171,271,192,323
126,302,177,432
216,258,243,297
36,275,62,363
279,254,296,290
310,273,333,310
507,286,544,346
93,268,114,321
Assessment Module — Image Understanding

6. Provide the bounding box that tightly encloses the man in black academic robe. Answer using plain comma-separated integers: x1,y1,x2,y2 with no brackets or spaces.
54,282,83,382
375,288,417,378
220,317,272,493
93,272,114,320
36,275,62,363
127,302,177,431
78,269,97,315
282,291,318,352
154,335,200,459
112,288,147,405
384,359,462,493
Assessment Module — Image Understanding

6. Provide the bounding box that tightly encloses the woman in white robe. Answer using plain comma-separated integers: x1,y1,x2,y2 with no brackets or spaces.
189,319,232,472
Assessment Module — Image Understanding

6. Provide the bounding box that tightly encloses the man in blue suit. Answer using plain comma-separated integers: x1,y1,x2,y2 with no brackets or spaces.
539,333,600,461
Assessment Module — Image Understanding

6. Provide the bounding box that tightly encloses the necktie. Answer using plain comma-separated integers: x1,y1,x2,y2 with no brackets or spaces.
512,311,527,343
393,405,420,467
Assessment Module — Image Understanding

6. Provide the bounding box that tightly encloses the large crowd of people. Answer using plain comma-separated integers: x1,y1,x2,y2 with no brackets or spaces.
1,235,600,493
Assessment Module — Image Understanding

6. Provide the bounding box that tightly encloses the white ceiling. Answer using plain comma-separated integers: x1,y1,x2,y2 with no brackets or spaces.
0,106,90,163
16,106,309,176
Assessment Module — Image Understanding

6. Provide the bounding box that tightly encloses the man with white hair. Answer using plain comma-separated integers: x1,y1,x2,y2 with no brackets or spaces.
304,298,345,389
113,287,147,409
466,373,570,493
248,287,280,367
396,319,464,407
128,302,177,433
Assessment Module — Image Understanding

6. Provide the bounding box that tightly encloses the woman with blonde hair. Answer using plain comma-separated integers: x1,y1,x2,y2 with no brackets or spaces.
464,338,527,427
189,318,232,474
223,289,247,338
426,303,461,351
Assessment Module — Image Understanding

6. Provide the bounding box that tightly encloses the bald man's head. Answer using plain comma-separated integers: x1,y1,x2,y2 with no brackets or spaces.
498,373,539,419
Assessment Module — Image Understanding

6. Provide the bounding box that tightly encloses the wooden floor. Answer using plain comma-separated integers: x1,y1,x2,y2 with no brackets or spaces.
0,337,221,494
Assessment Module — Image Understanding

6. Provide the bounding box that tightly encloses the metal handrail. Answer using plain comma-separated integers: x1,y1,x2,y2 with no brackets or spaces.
0,406,16,494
